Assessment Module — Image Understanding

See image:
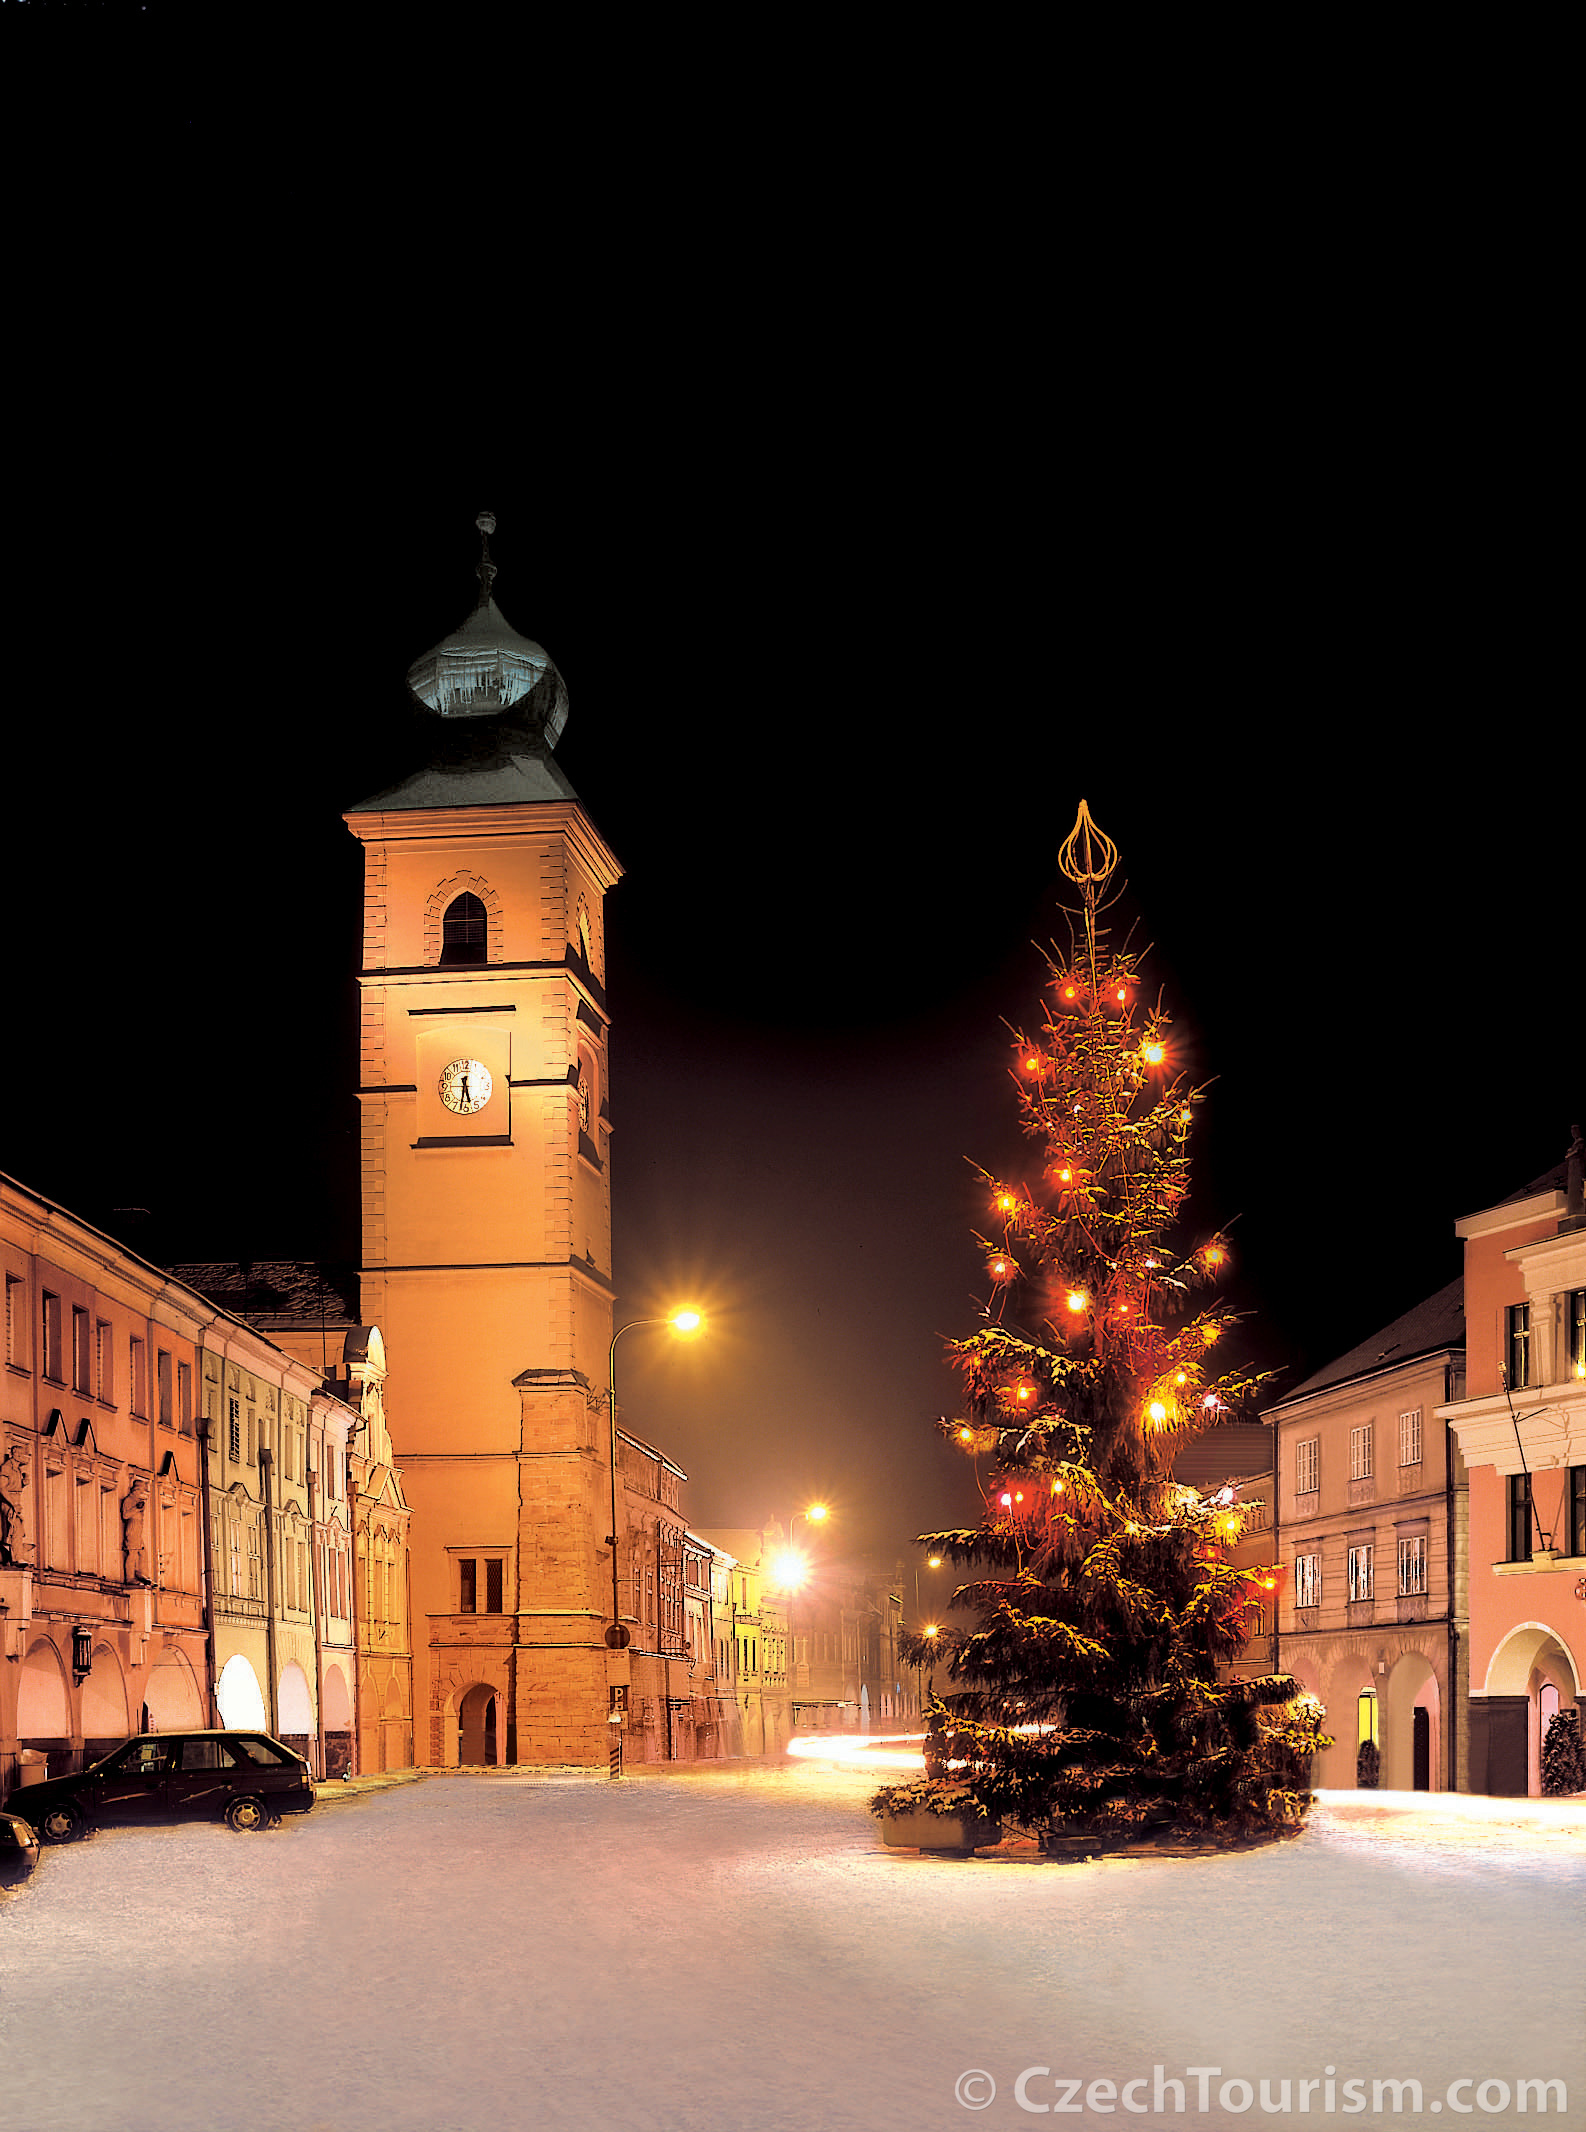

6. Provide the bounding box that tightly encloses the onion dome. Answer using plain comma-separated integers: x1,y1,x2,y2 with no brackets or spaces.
404,513,569,748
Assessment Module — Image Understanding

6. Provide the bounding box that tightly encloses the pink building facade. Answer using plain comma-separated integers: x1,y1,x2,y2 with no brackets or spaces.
1441,1156,1586,1796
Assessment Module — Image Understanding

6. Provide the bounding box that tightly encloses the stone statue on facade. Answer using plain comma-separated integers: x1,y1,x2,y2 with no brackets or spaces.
121,1482,152,1585
0,1445,33,1566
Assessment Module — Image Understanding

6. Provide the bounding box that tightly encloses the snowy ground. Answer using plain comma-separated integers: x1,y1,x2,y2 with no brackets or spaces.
3,1755,1583,2132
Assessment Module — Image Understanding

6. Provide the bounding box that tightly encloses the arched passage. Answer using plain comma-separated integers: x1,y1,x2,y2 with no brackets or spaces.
81,1642,130,1756
1479,1623,1581,1796
216,1653,268,1731
145,1647,205,1732
1382,1651,1439,1791
278,1661,314,1751
17,1641,70,1761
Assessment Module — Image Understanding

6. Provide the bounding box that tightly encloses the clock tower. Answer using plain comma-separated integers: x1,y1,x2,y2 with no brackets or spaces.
344,516,623,1766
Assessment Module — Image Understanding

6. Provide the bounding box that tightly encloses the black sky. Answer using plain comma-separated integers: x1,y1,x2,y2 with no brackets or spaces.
3,41,1574,1571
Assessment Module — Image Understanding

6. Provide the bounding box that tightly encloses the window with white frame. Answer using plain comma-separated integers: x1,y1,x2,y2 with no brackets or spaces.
1350,1424,1373,1481
1294,1438,1319,1496
1566,1290,1586,1380
1347,1544,1374,1601
1294,1553,1321,1608
1398,1535,1427,1595
1506,1303,1531,1388
1398,1408,1423,1466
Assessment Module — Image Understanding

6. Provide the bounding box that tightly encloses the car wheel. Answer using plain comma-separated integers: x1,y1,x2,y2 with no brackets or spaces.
37,1804,84,1845
225,1795,270,1833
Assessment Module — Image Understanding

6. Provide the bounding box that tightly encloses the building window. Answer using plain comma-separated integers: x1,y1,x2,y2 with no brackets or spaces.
1398,1408,1423,1467
4,1275,21,1368
1566,1290,1586,1381
1294,1438,1319,1496
1350,1425,1373,1481
177,1362,192,1434
1569,1466,1586,1559
72,1307,91,1392
157,1350,173,1427
459,1559,477,1613
41,1292,62,1382
485,1558,503,1612
96,1320,113,1403
130,1337,148,1416
1507,1473,1532,1563
1398,1535,1428,1595
228,1398,241,1463
1294,1554,1320,1609
1506,1303,1531,1388
1347,1544,1374,1601
441,891,488,966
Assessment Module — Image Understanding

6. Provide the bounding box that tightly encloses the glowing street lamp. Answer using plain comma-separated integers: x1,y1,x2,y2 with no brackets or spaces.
606,1310,705,1775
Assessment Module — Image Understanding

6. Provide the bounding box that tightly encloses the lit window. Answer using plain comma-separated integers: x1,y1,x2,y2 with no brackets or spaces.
1507,1304,1531,1388
1398,1409,1423,1467
1294,1553,1320,1609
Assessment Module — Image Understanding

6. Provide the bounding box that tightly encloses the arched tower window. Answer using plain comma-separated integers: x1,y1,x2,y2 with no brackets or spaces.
441,892,488,966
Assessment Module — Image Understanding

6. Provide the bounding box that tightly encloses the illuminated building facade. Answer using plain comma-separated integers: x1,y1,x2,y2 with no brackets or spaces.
1268,1284,1466,1790
1440,1148,1586,1795
341,518,716,1766
1,1176,210,1792
0,1180,379,1792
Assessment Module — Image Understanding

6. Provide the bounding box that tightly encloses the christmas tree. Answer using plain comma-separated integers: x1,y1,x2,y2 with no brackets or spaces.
875,802,1326,1847
1541,1709,1586,1796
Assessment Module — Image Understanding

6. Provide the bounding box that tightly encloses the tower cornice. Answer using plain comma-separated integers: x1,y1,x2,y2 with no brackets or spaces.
343,800,622,893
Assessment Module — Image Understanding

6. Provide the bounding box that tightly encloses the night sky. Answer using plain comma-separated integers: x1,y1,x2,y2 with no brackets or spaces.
4,48,1574,1575
6,443,1574,1579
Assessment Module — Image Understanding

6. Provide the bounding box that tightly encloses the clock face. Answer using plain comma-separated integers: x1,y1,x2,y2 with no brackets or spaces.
438,1058,493,1116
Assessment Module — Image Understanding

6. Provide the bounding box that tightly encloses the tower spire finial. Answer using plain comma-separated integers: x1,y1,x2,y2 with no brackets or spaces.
475,511,498,608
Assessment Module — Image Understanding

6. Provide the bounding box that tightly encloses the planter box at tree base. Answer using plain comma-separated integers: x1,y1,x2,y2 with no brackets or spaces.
879,1809,1002,1854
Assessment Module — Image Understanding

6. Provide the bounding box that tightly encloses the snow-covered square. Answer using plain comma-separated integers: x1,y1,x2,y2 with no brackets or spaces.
3,1757,1582,2132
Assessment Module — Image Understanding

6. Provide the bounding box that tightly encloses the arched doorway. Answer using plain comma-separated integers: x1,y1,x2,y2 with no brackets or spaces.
1383,1652,1439,1791
216,1653,268,1731
458,1683,498,1766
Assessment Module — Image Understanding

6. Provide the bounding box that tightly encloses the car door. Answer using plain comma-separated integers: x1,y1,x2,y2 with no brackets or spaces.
92,1737,172,1821
165,1737,241,1818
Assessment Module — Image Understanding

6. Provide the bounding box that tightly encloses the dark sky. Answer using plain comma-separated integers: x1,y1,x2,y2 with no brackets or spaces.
5,450,1575,1575
3,45,1573,1572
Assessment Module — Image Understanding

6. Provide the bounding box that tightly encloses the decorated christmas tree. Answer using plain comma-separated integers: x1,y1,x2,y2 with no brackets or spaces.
875,802,1326,1846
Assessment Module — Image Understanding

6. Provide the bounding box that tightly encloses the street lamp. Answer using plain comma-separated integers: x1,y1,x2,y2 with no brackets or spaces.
606,1311,704,1775
912,1553,944,1717
764,1505,830,1741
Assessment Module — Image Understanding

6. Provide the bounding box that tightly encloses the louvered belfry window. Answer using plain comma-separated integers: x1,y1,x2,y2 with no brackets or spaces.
441,892,488,965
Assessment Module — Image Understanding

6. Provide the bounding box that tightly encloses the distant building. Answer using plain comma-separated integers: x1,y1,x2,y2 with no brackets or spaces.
1440,1148,1586,1795
1171,1423,1278,1688
1267,1282,1466,1790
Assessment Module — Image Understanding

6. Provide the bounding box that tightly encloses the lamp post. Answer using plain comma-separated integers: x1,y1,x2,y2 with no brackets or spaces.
606,1311,703,1776
912,1553,943,1719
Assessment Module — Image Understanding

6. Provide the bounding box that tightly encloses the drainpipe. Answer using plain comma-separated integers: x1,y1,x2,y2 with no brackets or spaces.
260,1448,279,1738
347,1463,362,1775
1446,1363,1460,1793
196,1419,219,1727
308,1455,325,1781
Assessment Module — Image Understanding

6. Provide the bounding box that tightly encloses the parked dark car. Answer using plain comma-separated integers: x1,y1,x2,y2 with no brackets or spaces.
10,1732,315,1842
0,1808,40,1883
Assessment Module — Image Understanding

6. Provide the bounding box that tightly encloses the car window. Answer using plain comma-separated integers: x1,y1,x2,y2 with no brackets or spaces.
231,1737,288,1766
116,1742,169,1775
178,1740,238,1772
